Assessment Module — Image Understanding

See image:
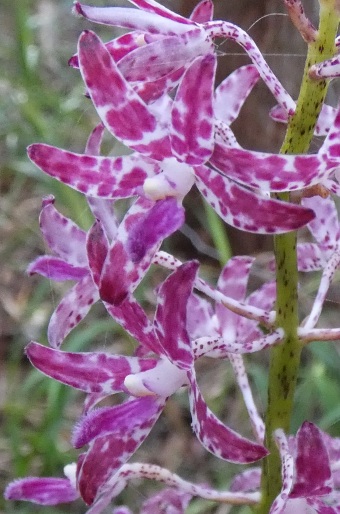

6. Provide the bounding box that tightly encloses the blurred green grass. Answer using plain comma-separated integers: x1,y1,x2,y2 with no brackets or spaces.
2,1,340,513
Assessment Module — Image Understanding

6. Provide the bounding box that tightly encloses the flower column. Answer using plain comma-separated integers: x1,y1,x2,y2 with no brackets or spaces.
258,1,340,512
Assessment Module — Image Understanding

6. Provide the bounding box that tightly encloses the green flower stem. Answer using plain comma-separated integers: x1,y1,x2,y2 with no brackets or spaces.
256,3,339,512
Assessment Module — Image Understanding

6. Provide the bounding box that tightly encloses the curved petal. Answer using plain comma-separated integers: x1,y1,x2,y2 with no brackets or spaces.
78,30,171,160
214,65,260,125
210,143,328,192
28,144,160,199
76,396,165,505
99,198,184,304
216,256,254,338
47,274,99,348
171,54,216,165
190,0,214,22
291,422,333,498
154,261,198,370
188,368,268,463
106,296,161,355
26,341,156,395
194,167,315,233
39,196,87,266
27,256,87,281
4,477,78,505
74,3,193,35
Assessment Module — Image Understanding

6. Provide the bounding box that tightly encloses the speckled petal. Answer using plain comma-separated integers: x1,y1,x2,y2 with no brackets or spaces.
26,341,156,395
27,256,87,281
270,102,337,136
216,256,254,339
171,54,216,165
210,143,329,192
74,3,194,35
154,261,198,370
118,30,211,83
302,195,340,253
214,65,260,124
47,274,99,348
270,429,294,514
99,198,184,304
205,21,295,114
78,30,171,160
297,243,326,272
76,396,165,505
28,144,160,199
106,296,161,354
291,422,333,498
310,55,340,79
4,477,78,505
195,166,315,233
38,195,87,266
188,368,268,463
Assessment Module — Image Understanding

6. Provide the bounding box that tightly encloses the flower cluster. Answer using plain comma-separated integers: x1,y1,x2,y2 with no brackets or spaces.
5,0,340,513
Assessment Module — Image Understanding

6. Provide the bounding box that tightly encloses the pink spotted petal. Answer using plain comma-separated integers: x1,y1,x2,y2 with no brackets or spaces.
134,67,185,103
228,353,265,443
303,251,340,331
188,368,268,463
69,31,144,69
118,30,211,83
86,221,109,288
302,195,340,253
74,3,193,35
99,198,184,304
186,293,217,340
214,65,260,124
190,0,214,22
26,341,156,395
27,256,87,281
297,243,326,272
306,498,339,513
210,143,329,192
154,261,198,370
28,144,160,199
141,487,192,514
230,468,261,492
128,0,195,26
126,197,184,262
73,396,164,448
48,274,99,348
4,477,79,505
216,256,254,338
195,166,315,233
291,422,333,498
270,102,337,136
270,429,294,514
171,54,216,165
310,55,340,80
85,125,119,239
205,21,295,114
76,397,165,505
39,195,87,266
106,296,161,355
237,281,277,343
78,30,171,160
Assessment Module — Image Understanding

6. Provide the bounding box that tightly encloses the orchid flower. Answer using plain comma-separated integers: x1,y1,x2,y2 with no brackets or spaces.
28,28,314,235
28,194,183,347
230,422,340,513
24,261,269,506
